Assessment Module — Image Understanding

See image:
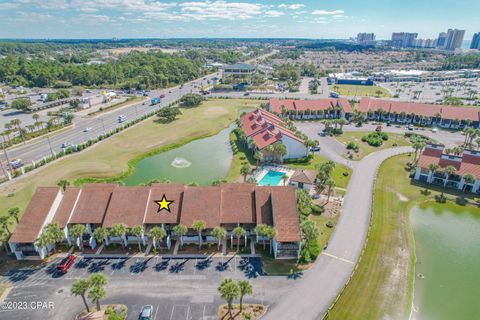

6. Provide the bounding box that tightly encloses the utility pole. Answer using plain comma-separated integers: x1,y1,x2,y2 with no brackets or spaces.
1,135,13,174
46,135,55,159
98,118,106,135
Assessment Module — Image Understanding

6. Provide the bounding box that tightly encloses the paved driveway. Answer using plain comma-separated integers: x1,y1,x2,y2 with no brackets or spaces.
264,146,413,320
0,256,290,320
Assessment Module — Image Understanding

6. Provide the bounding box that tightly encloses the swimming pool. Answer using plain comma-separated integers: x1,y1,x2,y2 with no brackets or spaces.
258,170,285,186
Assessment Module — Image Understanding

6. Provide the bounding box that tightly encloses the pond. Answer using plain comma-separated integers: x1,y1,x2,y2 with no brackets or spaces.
123,123,235,186
410,203,480,320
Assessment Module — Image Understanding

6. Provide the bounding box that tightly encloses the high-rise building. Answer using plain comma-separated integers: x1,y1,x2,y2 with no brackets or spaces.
471,33,480,50
436,32,447,48
444,29,465,50
391,32,418,47
356,32,376,45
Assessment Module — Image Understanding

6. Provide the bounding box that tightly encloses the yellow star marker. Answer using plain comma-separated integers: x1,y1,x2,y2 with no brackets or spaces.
155,194,174,213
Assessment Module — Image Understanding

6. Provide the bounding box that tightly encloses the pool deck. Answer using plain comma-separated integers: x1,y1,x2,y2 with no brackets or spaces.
255,165,295,186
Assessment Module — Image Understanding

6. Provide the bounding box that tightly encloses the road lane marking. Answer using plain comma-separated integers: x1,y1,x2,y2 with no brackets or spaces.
321,252,355,265
154,305,159,320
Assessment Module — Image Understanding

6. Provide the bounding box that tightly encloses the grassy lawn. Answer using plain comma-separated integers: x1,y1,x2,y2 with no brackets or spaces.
288,154,352,189
256,246,303,275
326,154,480,320
335,131,411,160
226,130,256,182
330,84,392,98
310,212,338,253
0,99,262,230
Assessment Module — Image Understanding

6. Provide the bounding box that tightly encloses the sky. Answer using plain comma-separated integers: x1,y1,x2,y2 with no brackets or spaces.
0,0,479,40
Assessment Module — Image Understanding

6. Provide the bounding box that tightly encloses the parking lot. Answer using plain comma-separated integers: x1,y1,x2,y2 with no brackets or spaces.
0,256,284,320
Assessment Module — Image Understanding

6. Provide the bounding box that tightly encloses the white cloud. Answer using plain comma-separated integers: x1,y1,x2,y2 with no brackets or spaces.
312,10,344,15
278,4,305,10
180,1,264,21
265,10,284,17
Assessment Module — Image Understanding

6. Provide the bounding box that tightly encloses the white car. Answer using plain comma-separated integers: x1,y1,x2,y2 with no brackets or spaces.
432,127,438,133
83,127,91,132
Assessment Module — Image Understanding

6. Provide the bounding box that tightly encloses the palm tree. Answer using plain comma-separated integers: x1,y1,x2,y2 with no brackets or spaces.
240,164,251,182
238,280,253,312
412,140,426,162
0,229,10,253
325,179,336,203
462,174,476,192
92,227,109,248
265,226,277,254
192,220,206,249
57,179,70,192
273,143,288,163
281,174,288,186
147,226,167,250
254,224,268,250
90,273,107,287
88,284,106,312
172,224,187,248
218,278,240,318
444,165,457,179
71,279,91,312
36,232,51,255
427,163,439,174
212,226,227,250
45,223,64,252
110,223,128,248
232,226,246,251
7,207,20,224
130,225,144,251
32,113,39,123
253,151,263,167
69,224,87,251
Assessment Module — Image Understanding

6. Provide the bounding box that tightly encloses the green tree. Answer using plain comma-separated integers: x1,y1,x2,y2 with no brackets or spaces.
172,224,188,248
92,227,109,248
88,284,106,312
0,216,11,236
71,279,91,312
301,220,318,248
90,273,108,287
253,151,264,166
7,207,20,224
325,178,336,203
110,223,128,248
45,222,64,252
238,280,253,312
265,226,277,254
147,226,167,250
180,93,204,108
192,220,207,249
57,179,70,192
130,225,144,251
156,106,181,123
70,224,87,250
240,163,251,182
273,143,288,162
254,224,268,250
212,226,227,250
232,226,246,251
11,98,32,111
218,278,240,318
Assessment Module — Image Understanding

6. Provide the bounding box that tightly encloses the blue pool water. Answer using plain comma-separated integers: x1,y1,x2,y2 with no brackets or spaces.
258,170,285,186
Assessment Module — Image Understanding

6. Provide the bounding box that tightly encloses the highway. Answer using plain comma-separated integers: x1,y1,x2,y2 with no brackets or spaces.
0,73,220,171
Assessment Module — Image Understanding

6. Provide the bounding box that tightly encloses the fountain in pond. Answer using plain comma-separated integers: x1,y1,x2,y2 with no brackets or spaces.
171,157,192,168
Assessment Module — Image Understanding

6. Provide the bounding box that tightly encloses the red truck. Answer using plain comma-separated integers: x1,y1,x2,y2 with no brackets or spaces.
56,255,76,273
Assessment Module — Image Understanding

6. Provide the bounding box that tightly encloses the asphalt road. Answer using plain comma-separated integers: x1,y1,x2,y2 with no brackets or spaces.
263,146,413,320
1,73,219,168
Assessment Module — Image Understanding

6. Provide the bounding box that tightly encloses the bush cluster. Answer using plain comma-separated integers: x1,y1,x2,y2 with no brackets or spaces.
361,131,389,147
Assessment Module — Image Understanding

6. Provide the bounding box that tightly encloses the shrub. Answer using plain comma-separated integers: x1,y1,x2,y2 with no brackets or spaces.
435,193,447,203
326,221,334,228
346,141,359,150
361,131,389,147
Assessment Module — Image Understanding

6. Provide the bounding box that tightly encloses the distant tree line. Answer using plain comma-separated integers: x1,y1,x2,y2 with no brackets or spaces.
442,55,480,70
0,51,205,90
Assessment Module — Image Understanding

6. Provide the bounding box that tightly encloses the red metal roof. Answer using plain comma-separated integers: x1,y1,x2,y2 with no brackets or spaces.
418,146,480,178
360,97,480,121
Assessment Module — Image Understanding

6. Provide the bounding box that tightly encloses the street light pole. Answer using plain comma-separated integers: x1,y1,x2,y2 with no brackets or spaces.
98,118,106,135
46,135,55,159
1,135,13,174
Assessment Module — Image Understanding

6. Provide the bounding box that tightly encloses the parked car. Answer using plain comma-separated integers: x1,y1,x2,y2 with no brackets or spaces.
83,127,91,132
10,159,24,169
118,115,126,123
60,142,71,148
432,127,438,133
159,94,166,98
310,147,320,152
138,305,153,320
407,124,414,131
56,255,76,273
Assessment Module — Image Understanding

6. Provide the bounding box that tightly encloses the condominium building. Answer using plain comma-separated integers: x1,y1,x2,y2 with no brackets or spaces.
356,33,376,45
414,144,480,193
9,183,302,260
391,32,418,47
436,32,447,48
471,32,480,50
444,29,465,50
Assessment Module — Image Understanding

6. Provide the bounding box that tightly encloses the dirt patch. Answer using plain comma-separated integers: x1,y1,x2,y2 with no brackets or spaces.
218,304,266,320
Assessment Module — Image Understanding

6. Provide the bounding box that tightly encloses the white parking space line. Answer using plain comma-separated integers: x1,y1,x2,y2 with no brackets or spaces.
169,306,175,320
153,305,159,320
186,305,191,320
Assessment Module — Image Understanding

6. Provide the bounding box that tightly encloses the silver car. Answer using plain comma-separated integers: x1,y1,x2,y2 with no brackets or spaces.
139,305,153,320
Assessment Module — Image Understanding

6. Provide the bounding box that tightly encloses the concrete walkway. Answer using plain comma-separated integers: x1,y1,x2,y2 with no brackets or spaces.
264,146,413,320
